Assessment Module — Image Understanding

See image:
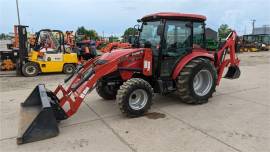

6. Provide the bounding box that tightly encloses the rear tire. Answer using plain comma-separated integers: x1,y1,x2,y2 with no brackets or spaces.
177,58,217,104
96,81,118,100
22,62,39,77
63,64,75,74
116,78,153,117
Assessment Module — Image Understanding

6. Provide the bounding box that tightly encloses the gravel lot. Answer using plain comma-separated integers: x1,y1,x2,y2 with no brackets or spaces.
0,51,269,152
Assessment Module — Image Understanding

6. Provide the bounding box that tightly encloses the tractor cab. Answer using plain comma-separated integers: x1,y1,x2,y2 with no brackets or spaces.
136,13,207,78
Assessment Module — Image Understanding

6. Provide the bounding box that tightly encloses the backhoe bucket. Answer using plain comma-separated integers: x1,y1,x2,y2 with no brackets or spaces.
224,65,241,79
17,84,61,145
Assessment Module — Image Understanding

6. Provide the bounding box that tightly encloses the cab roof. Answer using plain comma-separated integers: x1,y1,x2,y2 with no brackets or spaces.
141,12,206,22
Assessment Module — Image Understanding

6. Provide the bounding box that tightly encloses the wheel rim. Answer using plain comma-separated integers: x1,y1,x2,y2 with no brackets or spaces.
25,65,36,75
129,89,148,110
66,66,73,73
193,69,213,96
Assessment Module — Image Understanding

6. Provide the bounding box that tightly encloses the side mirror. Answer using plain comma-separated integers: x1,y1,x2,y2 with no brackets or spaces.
157,24,163,36
134,24,141,32
127,25,140,45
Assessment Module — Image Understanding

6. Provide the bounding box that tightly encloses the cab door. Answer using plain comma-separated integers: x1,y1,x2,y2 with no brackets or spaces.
159,20,192,77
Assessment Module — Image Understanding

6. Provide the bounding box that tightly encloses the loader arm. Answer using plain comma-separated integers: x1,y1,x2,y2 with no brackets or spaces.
215,31,240,85
54,48,149,117
17,48,148,144
16,57,108,144
54,57,120,117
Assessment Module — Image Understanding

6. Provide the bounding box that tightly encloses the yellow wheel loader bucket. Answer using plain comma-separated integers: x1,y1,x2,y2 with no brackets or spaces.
17,84,67,145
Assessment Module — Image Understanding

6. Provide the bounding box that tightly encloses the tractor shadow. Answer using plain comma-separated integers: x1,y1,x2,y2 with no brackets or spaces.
152,93,186,109
152,92,212,109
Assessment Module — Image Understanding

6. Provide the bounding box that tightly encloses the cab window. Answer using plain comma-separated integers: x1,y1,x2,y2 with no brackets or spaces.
139,21,161,56
159,21,192,77
193,22,204,48
163,20,192,57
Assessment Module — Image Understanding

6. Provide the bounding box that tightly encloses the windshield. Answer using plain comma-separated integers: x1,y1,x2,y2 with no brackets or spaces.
139,21,161,50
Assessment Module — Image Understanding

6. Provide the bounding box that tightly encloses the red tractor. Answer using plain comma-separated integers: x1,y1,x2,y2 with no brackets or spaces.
17,12,240,144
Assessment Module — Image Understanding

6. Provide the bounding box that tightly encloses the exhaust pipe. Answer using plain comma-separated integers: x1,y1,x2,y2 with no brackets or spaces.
17,84,67,145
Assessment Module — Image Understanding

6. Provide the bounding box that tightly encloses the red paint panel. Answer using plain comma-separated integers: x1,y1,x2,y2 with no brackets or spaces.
143,48,152,76
172,50,214,79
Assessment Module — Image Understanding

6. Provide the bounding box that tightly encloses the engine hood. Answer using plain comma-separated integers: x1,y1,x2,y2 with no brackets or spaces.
98,48,144,61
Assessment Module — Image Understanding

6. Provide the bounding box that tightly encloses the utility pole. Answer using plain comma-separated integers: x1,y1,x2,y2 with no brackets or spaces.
262,25,269,34
251,19,256,34
16,0,21,25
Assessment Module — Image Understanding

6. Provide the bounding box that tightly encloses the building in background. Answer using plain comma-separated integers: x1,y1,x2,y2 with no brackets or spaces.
205,28,218,41
205,28,218,51
253,25,270,35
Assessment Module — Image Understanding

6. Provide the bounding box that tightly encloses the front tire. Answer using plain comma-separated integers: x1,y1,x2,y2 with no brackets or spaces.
63,64,75,74
22,62,39,77
177,58,217,104
116,78,153,117
96,81,118,100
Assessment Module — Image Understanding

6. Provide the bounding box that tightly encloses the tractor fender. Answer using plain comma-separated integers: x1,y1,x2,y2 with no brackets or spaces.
172,51,214,79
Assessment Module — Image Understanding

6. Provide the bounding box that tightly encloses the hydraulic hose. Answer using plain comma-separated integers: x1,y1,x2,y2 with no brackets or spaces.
64,64,83,83
71,68,95,92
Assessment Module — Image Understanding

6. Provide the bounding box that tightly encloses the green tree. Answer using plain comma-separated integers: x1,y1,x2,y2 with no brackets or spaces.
218,24,231,39
0,33,11,40
123,27,138,37
122,27,139,42
76,26,99,40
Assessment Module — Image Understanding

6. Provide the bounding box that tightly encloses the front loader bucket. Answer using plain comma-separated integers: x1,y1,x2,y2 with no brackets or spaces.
224,65,241,79
17,84,61,145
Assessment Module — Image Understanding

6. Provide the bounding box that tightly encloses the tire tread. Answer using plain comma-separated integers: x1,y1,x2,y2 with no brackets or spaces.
116,78,153,117
177,58,217,104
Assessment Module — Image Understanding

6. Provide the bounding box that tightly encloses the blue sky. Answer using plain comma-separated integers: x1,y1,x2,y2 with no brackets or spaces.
1,0,269,36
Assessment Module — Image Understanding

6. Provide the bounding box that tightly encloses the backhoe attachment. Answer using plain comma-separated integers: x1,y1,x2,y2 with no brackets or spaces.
216,31,241,84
